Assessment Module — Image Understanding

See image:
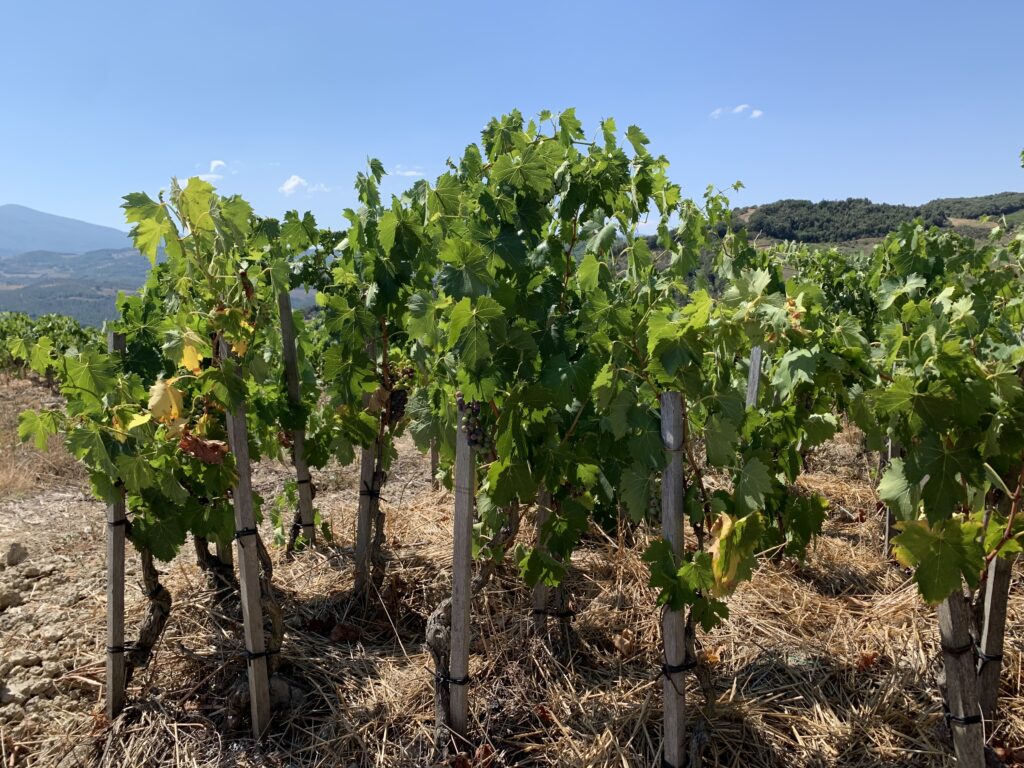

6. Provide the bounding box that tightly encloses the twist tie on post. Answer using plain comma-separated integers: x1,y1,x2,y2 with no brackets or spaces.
243,648,280,664
940,641,974,657
297,478,312,485
234,528,259,546
360,481,386,502
530,608,577,619
434,671,470,686
661,659,697,678
976,648,1003,665
107,518,131,529
943,706,982,726
106,643,139,655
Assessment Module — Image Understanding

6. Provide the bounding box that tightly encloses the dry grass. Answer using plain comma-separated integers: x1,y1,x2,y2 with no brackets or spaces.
0,375,83,498
0,381,1021,767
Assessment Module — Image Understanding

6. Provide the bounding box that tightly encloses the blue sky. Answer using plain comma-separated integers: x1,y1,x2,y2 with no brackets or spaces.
1,0,1021,230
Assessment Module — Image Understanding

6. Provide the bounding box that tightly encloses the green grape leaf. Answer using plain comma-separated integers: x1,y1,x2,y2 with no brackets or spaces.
734,457,771,514
621,462,654,522
18,409,59,451
878,458,920,520
892,518,985,603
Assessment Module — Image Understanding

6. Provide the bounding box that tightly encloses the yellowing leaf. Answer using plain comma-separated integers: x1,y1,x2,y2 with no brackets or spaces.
231,337,249,356
111,414,127,443
708,512,764,597
126,412,152,430
149,379,184,424
180,342,203,374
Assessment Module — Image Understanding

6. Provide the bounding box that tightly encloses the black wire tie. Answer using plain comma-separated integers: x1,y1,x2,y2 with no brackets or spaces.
434,671,470,686
661,659,698,677
244,648,280,663
945,711,982,726
940,641,974,656
976,648,1003,665
107,518,131,528
234,527,259,545
530,608,577,619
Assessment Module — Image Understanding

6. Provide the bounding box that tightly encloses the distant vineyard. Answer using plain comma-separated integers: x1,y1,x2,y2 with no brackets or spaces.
11,111,1024,768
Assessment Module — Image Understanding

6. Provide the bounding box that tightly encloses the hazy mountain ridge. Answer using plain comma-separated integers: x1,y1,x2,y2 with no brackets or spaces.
2,193,1021,326
0,204,130,257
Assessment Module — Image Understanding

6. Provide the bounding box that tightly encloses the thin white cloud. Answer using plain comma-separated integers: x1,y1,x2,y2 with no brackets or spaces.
195,159,227,183
279,174,308,196
709,104,766,121
392,164,423,177
308,182,332,194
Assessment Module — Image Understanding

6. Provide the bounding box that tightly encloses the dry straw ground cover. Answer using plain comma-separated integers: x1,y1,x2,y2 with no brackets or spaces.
0,378,1021,767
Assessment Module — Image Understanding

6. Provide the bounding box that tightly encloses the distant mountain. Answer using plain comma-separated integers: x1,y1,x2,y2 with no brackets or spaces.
0,204,129,258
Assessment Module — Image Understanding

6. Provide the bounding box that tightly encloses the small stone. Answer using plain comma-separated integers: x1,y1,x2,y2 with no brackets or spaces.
4,543,28,567
0,704,24,723
0,685,26,706
21,566,41,579
0,588,22,610
269,676,305,710
9,651,41,669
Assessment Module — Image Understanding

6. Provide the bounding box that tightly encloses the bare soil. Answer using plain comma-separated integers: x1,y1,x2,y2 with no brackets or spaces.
0,378,1021,767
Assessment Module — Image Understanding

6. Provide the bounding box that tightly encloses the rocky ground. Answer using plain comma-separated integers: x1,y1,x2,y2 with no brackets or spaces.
0,375,1022,767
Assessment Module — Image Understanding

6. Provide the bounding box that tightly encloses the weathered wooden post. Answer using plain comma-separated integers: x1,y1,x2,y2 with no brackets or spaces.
530,490,553,636
659,392,687,767
937,592,985,768
105,332,127,719
220,341,272,739
354,342,383,599
277,290,315,548
978,553,1014,726
449,397,474,739
745,346,762,409
882,437,903,552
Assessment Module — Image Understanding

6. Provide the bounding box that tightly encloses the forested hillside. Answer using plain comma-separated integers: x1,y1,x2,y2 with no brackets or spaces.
744,191,1024,242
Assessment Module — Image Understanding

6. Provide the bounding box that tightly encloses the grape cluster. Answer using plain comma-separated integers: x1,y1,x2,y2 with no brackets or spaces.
388,388,408,426
456,391,493,451
385,362,415,427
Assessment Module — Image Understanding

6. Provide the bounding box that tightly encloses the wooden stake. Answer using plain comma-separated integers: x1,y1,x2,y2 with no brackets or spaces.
430,438,440,491
277,290,315,547
354,343,380,599
105,332,127,720
978,554,1015,726
745,346,762,408
221,342,272,739
937,591,985,768
882,437,902,553
449,407,474,739
530,490,553,637
660,391,687,768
